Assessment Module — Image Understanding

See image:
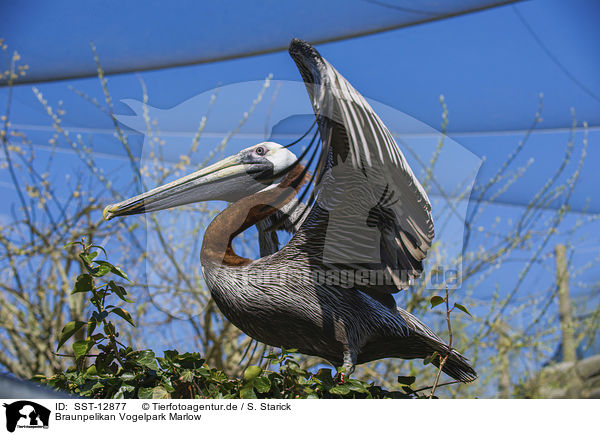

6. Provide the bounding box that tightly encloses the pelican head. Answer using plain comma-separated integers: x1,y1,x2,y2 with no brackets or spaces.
103,142,297,220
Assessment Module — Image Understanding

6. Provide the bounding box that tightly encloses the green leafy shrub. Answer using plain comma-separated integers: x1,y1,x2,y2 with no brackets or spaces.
34,241,422,399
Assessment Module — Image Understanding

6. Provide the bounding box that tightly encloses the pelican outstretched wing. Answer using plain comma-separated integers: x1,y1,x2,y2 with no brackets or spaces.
287,39,434,298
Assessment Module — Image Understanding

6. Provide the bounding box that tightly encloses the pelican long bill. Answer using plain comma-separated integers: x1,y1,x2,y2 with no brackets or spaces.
103,154,251,220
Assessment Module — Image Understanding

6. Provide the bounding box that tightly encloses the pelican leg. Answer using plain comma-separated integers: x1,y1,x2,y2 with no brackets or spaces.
337,349,357,384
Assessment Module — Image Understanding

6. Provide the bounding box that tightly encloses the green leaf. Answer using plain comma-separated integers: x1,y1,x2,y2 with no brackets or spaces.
108,281,133,303
86,321,97,337
180,369,194,383
111,307,135,326
161,379,175,394
254,376,271,393
314,368,334,386
78,251,98,266
120,372,137,382
175,352,204,369
397,375,416,385
243,366,262,382
115,384,135,399
57,320,86,351
63,241,83,249
93,260,129,281
196,367,210,377
103,321,115,336
162,350,179,363
345,379,369,393
453,303,472,317
240,387,257,399
73,339,93,359
88,245,108,259
90,333,104,342
77,252,99,275
329,384,350,395
89,381,104,392
430,295,444,308
152,386,170,399
91,263,111,277
72,274,93,294
137,387,153,399
135,350,159,370
156,357,168,370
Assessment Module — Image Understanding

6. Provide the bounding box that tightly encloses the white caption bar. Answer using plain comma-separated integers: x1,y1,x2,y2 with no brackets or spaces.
0,399,595,435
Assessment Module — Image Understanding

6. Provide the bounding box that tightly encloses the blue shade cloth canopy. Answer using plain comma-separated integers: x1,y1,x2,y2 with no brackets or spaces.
1,0,519,85
1,0,599,213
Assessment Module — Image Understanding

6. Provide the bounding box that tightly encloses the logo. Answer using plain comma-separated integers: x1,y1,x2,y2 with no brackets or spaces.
3,401,50,433
115,80,482,290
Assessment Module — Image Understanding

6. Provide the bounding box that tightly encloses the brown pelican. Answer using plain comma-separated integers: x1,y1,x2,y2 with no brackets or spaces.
103,39,476,383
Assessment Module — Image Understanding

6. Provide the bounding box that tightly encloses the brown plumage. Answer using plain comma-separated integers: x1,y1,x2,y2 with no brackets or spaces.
104,39,476,383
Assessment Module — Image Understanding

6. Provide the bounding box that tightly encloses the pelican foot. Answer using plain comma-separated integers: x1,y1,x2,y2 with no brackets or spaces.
335,351,356,384
334,371,347,384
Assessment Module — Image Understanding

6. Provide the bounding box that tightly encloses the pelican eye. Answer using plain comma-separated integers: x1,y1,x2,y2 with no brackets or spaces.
254,146,267,156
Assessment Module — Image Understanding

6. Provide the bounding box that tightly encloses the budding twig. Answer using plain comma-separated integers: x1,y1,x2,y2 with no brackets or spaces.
429,285,454,399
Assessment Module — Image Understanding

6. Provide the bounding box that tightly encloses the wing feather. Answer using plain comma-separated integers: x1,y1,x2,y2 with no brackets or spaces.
287,39,434,294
